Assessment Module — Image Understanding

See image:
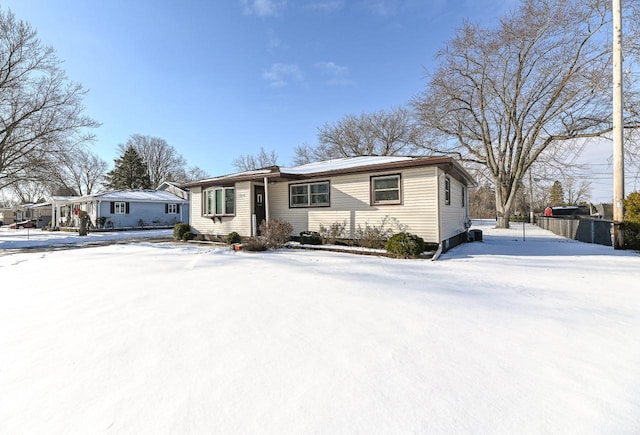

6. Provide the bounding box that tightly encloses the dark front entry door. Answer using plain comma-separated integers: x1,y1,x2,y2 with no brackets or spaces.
254,185,266,235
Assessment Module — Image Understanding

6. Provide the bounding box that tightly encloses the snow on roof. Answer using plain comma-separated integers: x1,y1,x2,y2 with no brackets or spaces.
51,190,188,203
91,189,189,202
281,156,414,175
189,168,274,184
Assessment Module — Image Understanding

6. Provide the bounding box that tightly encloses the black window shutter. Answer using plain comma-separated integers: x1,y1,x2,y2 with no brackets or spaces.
176,204,180,213
110,202,114,214
125,202,130,214
165,204,168,214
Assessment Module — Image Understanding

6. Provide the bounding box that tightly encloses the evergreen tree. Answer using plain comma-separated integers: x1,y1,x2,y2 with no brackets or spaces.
549,180,565,206
105,146,152,190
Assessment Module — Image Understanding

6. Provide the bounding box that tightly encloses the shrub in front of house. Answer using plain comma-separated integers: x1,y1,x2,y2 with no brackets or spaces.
385,232,426,258
300,231,322,245
173,223,191,241
319,221,347,244
181,231,195,241
259,219,293,249
354,216,398,249
241,237,268,251
226,231,241,244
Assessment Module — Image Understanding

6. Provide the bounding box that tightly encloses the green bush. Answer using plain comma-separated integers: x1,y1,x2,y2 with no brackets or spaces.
173,223,191,241
226,231,241,244
385,232,426,258
181,231,195,241
259,219,293,249
624,192,640,224
621,222,640,250
300,231,322,245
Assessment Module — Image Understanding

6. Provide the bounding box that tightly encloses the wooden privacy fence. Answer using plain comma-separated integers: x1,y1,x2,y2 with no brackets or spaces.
537,217,612,246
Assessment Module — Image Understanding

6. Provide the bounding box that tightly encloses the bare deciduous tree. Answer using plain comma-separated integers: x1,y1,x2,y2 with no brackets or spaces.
563,177,592,205
47,148,108,196
413,0,639,228
9,180,49,204
119,134,187,188
178,165,211,183
0,8,98,190
232,147,279,171
293,108,423,165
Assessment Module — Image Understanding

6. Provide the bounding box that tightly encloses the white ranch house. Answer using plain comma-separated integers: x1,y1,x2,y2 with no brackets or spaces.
183,156,476,250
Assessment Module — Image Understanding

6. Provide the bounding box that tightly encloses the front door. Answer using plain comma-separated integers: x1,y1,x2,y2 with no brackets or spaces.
254,185,266,235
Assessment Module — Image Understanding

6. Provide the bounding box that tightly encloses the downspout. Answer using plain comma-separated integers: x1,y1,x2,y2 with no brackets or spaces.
432,170,443,261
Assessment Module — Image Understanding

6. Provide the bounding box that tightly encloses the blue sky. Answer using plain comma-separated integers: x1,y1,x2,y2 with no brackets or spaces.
2,0,520,177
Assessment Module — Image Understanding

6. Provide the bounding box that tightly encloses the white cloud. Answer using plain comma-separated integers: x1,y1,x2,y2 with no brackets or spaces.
262,63,303,88
315,61,355,87
305,0,344,13
241,0,287,17
266,29,284,51
362,0,398,16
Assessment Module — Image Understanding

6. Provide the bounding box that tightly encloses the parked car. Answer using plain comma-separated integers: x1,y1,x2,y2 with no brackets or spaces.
9,219,37,229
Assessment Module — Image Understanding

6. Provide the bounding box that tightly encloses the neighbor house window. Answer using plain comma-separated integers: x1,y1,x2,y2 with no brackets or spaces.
204,187,235,216
445,177,451,205
289,181,330,207
114,201,127,214
166,203,178,214
371,174,401,205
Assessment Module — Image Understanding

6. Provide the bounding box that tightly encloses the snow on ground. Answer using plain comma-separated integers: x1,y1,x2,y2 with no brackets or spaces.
0,227,173,251
1,221,639,434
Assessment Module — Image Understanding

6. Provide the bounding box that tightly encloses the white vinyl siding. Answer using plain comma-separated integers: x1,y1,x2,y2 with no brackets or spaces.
190,182,252,237
439,169,468,240
269,167,441,243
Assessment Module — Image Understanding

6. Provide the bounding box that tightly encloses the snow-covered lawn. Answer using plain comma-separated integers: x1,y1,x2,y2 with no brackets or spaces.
1,222,639,434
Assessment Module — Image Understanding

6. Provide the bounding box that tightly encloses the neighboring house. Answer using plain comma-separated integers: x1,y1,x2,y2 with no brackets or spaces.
50,189,189,230
183,156,476,250
157,181,190,201
24,202,53,228
0,208,18,226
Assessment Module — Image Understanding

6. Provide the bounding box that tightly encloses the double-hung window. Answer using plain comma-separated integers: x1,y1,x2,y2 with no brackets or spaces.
167,203,178,214
204,187,235,216
371,174,401,205
444,177,451,205
289,181,330,207
114,201,127,214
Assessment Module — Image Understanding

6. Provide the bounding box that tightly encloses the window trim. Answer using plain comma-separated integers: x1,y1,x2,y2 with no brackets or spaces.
202,186,235,216
289,180,331,208
444,177,451,206
370,173,402,206
114,201,127,214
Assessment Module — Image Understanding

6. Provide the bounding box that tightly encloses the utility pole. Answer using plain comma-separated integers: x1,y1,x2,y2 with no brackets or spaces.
612,0,625,249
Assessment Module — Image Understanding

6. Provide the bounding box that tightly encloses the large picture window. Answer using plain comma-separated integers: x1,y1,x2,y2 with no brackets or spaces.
204,187,235,216
289,181,330,207
371,174,401,205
